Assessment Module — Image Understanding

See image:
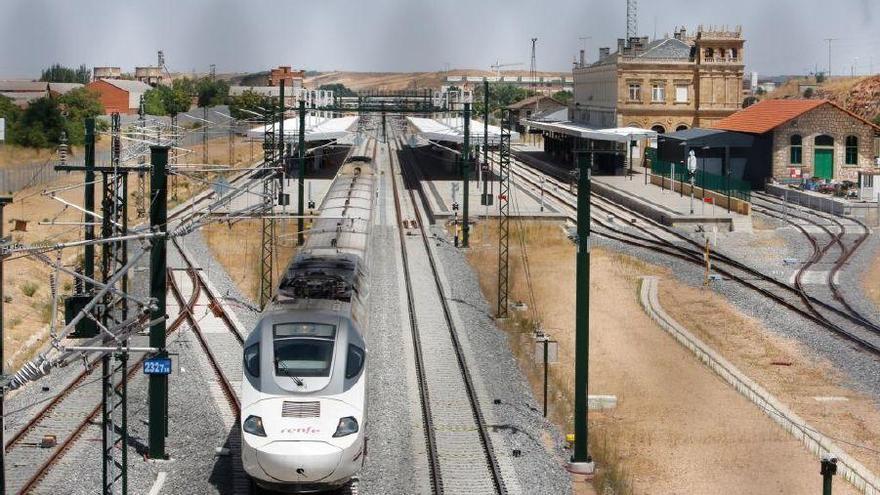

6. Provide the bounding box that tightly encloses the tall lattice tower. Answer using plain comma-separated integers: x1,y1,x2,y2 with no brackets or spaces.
626,0,638,40
529,37,538,106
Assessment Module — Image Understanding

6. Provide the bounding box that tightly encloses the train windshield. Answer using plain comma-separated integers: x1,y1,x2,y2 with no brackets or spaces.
273,323,337,378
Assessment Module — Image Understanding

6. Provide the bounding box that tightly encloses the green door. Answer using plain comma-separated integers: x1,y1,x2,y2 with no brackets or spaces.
814,148,834,179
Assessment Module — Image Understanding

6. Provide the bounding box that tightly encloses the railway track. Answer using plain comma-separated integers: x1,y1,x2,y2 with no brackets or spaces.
4,272,198,495
498,152,880,356
389,131,506,494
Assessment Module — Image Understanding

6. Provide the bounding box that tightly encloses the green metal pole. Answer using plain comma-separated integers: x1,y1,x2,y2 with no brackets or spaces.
148,145,169,460
821,457,836,495
84,118,96,292
0,196,12,495
297,100,305,246
462,103,471,248
572,146,592,465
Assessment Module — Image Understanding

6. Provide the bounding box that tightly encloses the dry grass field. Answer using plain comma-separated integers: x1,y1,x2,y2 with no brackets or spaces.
1,135,259,372
464,219,865,495
202,219,299,304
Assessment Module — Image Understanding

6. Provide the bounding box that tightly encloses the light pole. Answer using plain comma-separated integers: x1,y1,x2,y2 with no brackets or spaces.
687,150,697,214
0,195,13,495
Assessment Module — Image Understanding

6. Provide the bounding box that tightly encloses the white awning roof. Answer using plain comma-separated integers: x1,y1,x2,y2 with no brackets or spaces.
525,120,657,143
246,115,359,142
407,116,519,145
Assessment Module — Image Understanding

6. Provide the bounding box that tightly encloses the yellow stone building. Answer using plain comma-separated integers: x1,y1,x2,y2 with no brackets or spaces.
572,26,745,133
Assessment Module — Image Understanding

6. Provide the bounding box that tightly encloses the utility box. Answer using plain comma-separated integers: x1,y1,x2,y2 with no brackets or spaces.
65,294,98,338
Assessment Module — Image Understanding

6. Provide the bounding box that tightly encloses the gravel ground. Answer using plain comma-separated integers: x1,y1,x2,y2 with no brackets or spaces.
429,226,573,495
591,213,880,402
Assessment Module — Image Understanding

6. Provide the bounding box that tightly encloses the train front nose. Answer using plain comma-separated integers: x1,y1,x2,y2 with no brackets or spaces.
256,440,342,482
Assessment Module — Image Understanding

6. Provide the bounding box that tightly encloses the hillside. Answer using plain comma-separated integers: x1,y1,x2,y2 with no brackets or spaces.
768,75,880,122
305,69,568,91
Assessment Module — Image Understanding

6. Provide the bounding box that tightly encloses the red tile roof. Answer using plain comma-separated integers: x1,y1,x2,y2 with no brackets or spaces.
712,99,826,134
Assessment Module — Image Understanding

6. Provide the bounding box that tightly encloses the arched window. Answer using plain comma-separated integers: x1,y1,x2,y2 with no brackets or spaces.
651,124,666,134
676,124,689,132
845,135,858,165
815,135,834,147
790,135,803,164
705,48,714,59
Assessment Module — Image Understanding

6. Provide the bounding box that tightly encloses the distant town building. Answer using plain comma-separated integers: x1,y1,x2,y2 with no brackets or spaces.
445,74,572,93
93,67,122,80
506,95,568,133
571,26,746,132
86,79,152,115
0,80,83,108
269,66,305,91
135,66,165,87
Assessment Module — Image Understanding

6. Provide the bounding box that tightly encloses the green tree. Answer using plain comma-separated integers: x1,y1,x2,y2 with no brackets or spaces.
40,63,90,84
0,94,21,144
473,83,533,119
318,83,356,98
803,87,815,98
142,85,192,116
873,113,880,127
196,78,230,107
816,72,826,84
552,90,573,104
143,88,167,116
57,88,105,145
229,89,276,120
15,97,65,148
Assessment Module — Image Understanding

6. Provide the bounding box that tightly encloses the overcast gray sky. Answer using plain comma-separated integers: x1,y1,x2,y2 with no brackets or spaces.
1,0,878,79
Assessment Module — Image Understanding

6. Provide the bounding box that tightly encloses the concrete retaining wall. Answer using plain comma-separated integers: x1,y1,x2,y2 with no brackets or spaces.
639,276,880,494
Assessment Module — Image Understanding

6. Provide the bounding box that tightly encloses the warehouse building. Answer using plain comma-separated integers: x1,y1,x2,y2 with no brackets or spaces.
86,79,153,115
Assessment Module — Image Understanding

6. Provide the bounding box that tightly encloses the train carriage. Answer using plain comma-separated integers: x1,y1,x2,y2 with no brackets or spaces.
241,154,375,493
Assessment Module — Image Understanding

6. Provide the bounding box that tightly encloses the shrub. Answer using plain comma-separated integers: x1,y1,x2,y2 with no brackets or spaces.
21,281,39,297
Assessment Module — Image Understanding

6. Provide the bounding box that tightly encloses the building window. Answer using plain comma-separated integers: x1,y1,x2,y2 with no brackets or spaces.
651,83,665,102
628,83,641,101
705,48,715,60
790,135,803,164
846,135,858,165
651,124,666,134
815,135,834,147
675,84,688,103
731,48,738,60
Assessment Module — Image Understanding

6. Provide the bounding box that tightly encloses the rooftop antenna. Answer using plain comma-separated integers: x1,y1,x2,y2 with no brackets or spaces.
627,0,638,40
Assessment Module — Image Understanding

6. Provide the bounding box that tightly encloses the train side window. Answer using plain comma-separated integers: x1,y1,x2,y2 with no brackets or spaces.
244,343,260,377
345,345,365,379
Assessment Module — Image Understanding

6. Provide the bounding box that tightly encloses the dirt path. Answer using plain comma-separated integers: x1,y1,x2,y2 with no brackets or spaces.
464,221,862,494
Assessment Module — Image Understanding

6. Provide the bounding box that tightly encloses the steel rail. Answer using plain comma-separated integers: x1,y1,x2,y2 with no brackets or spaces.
394,135,507,494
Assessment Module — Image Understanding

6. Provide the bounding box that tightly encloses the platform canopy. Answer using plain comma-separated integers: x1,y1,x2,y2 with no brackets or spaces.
246,115,359,142
525,120,657,143
407,116,520,145
657,128,755,148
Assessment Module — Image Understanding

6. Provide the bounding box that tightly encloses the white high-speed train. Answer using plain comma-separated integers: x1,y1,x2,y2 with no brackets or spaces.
241,154,375,493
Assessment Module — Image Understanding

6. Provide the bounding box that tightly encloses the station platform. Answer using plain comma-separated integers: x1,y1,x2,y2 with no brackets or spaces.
511,147,753,232
593,171,753,232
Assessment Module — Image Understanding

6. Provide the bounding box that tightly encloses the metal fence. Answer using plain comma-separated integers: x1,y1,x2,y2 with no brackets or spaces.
0,161,68,194
652,160,751,201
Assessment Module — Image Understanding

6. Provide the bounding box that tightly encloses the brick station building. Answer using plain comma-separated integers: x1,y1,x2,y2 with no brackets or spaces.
712,99,880,182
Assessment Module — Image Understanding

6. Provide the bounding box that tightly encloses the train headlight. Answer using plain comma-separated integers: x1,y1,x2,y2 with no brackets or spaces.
243,415,267,437
332,417,359,438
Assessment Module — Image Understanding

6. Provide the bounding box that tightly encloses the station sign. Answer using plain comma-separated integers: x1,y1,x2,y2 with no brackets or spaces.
143,357,172,375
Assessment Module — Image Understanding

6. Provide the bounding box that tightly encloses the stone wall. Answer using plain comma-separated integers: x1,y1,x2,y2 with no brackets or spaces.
771,104,879,181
